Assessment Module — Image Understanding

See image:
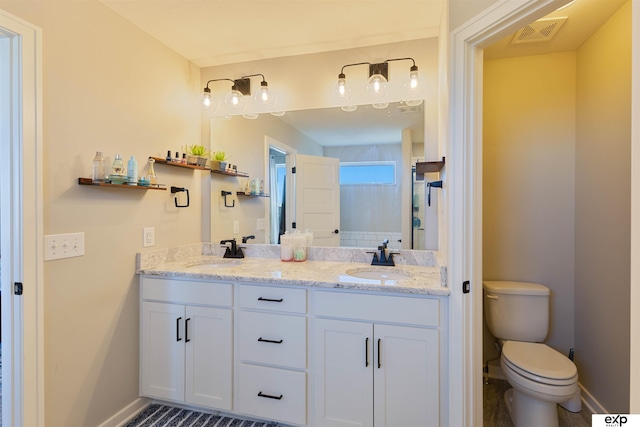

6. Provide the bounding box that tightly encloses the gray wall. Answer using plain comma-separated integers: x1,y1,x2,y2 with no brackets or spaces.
574,1,631,412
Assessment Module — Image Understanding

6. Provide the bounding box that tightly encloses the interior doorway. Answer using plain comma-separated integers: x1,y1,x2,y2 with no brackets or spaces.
264,136,296,245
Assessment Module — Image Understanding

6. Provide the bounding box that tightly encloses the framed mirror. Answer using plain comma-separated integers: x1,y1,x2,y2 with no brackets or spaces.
209,102,438,250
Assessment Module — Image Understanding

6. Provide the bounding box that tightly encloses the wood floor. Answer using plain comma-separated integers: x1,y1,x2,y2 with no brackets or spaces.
483,379,591,427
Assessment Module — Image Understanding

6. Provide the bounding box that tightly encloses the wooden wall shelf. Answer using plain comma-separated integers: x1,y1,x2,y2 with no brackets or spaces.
150,157,209,171
236,192,269,198
78,177,167,190
211,169,249,178
415,157,445,181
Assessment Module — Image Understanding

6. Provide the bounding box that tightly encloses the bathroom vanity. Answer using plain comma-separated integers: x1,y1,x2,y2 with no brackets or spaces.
137,245,449,427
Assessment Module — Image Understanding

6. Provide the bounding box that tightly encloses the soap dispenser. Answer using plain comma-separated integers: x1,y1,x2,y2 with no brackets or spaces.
127,155,138,185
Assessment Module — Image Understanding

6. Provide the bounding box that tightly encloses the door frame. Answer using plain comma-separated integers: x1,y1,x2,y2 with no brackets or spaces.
264,136,297,244
0,10,45,427
447,0,574,425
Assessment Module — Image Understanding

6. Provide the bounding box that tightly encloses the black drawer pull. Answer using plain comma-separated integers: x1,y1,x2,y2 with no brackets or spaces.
365,337,369,367
258,337,283,344
258,391,283,400
378,338,382,369
176,317,182,342
185,318,191,343
257,297,283,303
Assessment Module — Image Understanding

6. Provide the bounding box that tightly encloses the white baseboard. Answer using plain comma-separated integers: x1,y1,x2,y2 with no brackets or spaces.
96,397,151,427
579,382,608,415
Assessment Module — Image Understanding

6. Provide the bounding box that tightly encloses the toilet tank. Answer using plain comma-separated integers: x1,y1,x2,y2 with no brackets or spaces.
483,281,550,342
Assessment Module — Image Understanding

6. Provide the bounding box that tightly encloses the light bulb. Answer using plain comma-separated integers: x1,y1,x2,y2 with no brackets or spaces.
341,105,358,112
366,72,388,98
372,102,389,110
255,81,276,107
332,73,353,101
403,65,425,106
202,88,214,110
225,87,245,109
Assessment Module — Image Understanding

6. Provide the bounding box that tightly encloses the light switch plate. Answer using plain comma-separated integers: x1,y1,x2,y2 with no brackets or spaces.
44,232,85,261
233,220,240,234
257,218,265,230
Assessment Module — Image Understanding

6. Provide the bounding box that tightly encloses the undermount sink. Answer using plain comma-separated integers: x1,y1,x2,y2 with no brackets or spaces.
341,268,412,285
184,259,243,269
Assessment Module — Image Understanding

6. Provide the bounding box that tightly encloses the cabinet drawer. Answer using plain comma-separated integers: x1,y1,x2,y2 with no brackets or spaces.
141,276,232,307
239,285,306,314
237,363,306,426
238,311,306,369
314,290,439,327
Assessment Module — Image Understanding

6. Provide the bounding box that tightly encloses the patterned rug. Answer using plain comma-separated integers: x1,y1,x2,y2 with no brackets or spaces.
124,404,278,427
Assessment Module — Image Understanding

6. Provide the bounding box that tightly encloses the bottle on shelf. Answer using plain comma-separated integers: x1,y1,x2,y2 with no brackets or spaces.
112,154,125,175
145,158,157,185
127,155,138,185
91,151,106,183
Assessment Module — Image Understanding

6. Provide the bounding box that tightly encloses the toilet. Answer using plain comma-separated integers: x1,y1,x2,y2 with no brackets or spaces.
483,281,580,427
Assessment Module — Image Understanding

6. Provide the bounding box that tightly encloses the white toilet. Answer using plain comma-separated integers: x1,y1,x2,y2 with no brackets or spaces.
483,281,579,427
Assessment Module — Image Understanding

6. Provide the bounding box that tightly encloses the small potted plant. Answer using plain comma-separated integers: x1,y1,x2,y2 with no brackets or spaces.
185,144,209,167
211,151,228,171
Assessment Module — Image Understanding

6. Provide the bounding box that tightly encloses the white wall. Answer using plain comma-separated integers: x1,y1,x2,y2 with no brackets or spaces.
0,1,201,426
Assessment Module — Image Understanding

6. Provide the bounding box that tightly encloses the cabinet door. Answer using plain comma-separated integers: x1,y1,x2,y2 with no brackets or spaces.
141,301,185,401
373,324,439,427
185,305,232,410
313,318,373,427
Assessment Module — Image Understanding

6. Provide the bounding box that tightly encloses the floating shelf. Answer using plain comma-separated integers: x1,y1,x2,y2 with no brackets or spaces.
211,169,249,178
236,192,270,198
78,177,167,190
415,157,445,181
149,156,209,171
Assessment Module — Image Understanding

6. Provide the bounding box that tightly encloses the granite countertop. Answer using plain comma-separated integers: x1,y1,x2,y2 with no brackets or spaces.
138,245,449,296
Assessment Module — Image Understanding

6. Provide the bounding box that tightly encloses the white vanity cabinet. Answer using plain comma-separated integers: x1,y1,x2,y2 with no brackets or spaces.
140,277,233,410
312,290,442,427
235,284,308,426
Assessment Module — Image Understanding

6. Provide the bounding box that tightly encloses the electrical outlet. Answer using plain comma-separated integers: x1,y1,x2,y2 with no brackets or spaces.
257,218,265,230
233,220,240,234
143,227,155,247
44,232,85,261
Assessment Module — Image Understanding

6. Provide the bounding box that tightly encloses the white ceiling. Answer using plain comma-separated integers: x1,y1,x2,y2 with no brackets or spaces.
98,0,445,68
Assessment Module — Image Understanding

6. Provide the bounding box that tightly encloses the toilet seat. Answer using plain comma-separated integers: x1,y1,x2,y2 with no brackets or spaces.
502,341,577,386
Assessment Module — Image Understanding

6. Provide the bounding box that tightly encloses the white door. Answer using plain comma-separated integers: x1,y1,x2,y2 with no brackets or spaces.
141,302,186,402
373,324,439,427
313,318,373,427
293,154,340,246
185,305,233,410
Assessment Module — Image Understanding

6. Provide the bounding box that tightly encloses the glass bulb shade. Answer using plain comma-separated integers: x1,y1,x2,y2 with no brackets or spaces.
255,84,276,107
270,111,286,117
404,70,425,104
332,76,353,101
366,73,388,98
202,91,215,110
225,89,245,109
341,105,358,112
242,113,260,119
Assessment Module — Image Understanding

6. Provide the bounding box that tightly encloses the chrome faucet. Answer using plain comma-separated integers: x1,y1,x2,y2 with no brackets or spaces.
220,238,244,258
367,239,399,266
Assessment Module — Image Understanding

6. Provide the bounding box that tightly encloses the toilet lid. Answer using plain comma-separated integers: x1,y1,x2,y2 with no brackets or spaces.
502,341,577,381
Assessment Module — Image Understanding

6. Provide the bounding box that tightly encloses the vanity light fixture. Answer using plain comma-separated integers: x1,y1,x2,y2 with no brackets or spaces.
334,57,424,110
202,73,275,112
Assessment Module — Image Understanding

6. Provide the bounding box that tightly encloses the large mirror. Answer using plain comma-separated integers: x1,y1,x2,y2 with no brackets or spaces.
209,102,439,250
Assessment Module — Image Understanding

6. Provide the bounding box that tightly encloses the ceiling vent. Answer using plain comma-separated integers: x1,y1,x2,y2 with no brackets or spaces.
512,17,568,44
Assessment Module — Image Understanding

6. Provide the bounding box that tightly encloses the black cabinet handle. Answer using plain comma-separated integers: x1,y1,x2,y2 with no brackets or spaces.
176,317,182,342
365,337,369,367
257,297,283,303
333,229,339,234
258,391,283,400
378,339,382,369
258,337,284,344
185,318,191,343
